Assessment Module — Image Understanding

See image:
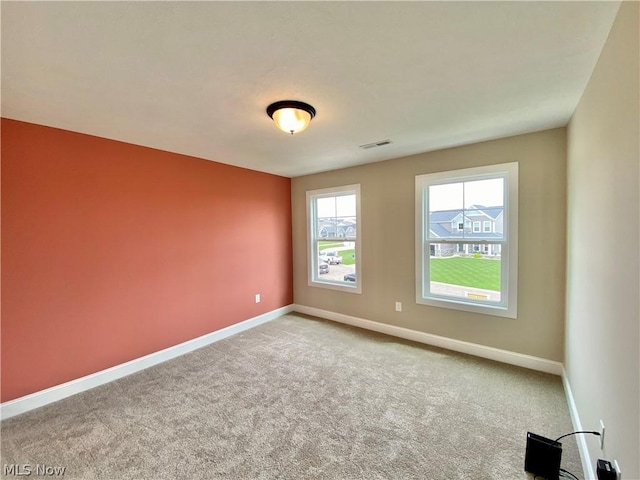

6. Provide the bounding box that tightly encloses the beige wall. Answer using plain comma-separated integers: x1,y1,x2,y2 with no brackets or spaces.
566,2,639,478
293,127,567,361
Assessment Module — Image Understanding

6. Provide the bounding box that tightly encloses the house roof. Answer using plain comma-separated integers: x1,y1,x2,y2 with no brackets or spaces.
429,206,503,222
429,210,462,223
1,2,621,177
468,205,503,219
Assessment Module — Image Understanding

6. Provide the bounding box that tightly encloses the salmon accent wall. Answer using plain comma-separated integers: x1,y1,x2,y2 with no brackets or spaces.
1,118,293,402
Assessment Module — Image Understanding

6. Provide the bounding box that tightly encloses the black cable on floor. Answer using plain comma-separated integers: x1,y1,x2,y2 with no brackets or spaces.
559,467,580,480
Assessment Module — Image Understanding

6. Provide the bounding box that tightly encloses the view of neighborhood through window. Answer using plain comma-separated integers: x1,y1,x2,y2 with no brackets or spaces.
307,185,360,292
416,162,518,317
427,177,505,303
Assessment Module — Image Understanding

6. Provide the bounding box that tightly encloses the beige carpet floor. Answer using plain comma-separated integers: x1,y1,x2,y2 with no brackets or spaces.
1,313,581,479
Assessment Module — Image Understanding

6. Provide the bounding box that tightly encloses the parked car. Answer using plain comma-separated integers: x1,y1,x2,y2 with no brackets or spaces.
343,272,356,282
320,251,342,265
319,259,329,274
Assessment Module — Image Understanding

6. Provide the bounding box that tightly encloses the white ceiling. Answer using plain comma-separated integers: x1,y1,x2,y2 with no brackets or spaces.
1,1,621,177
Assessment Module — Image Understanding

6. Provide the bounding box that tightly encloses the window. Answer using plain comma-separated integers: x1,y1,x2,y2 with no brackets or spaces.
307,184,361,293
415,163,518,318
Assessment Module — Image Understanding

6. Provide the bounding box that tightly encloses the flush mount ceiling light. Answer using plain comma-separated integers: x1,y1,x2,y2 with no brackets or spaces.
266,100,316,135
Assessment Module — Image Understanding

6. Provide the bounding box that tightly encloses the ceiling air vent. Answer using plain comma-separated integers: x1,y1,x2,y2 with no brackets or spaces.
359,139,393,150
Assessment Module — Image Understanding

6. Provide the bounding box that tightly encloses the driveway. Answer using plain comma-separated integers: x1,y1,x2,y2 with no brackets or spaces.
322,263,355,282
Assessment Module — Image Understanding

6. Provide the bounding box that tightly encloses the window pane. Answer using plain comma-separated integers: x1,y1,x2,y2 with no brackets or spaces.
429,183,463,211
428,181,504,241
336,194,356,217
316,195,357,239
463,178,504,209
316,197,336,219
315,240,356,284
426,179,506,242
428,243,501,302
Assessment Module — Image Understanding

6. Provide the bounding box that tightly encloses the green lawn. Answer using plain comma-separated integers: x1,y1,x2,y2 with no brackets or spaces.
319,241,343,250
430,256,501,291
336,249,355,265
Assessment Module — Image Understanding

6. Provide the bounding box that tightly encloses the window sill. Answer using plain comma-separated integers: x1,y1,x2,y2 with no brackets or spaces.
416,296,516,319
309,279,362,294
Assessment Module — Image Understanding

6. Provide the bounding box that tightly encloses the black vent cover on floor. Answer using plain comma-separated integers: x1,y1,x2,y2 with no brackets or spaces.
524,431,563,480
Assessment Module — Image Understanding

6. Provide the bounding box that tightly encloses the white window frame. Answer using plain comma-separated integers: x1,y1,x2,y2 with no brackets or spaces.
483,221,492,233
473,221,481,232
306,184,361,294
415,162,518,318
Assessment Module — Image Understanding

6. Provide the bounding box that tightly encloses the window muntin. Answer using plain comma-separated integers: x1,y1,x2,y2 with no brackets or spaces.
415,163,518,318
307,185,361,293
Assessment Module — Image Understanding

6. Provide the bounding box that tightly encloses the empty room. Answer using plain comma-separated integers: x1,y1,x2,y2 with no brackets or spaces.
1,2,638,480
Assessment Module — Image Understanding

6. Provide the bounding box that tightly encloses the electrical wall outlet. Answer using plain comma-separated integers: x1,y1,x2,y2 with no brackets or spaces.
600,420,605,449
395,302,402,312
255,294,260,303
613,460,621,480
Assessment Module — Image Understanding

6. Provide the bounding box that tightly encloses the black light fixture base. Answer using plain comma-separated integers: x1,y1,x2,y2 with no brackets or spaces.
524,432,563,480
266,100,316,120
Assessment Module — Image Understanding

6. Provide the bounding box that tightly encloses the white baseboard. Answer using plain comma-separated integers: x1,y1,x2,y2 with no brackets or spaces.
0,305,294,420
562,369,594,480
293,304,564,375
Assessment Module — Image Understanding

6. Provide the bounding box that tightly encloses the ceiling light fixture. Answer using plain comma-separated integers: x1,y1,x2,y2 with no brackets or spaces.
266,100,316,135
